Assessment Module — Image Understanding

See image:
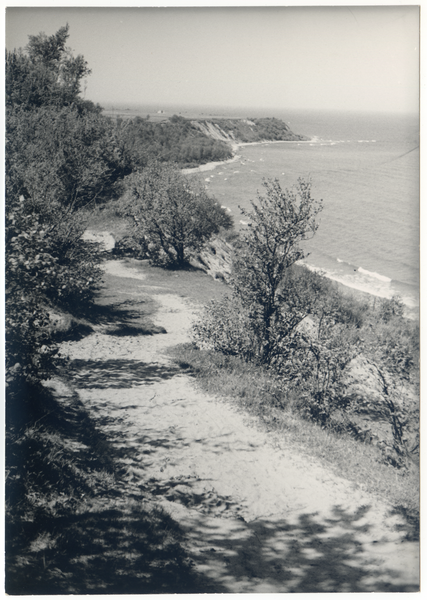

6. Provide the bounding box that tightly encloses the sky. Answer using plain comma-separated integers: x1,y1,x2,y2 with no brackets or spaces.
5,5,420,114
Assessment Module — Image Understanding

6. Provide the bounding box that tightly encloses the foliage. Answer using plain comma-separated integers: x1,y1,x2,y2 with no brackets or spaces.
6,196,103,386
230,178,322,364
6,25,108,388
6,105,131,214
114,114,233,169
112,234,149,259
193,178,323,366
193,295,257,361
6,24,97,112
117,161,233,266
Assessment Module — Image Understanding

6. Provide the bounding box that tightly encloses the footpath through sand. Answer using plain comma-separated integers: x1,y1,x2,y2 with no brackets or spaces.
60,254,419,593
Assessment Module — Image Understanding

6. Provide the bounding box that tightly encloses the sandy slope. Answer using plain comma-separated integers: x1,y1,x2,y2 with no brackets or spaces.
60,259,419,593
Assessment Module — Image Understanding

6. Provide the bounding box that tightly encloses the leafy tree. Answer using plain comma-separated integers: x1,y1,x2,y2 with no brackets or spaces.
6,24,95,112
5,25,108,389
6,106,128,215
117,161,233,266
231,178,323,364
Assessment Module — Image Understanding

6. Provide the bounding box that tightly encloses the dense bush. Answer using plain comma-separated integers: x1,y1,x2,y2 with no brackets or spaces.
6,26,108,388
114,114,233,169
6,105,132,214
6,196,103,386
117,161,233,267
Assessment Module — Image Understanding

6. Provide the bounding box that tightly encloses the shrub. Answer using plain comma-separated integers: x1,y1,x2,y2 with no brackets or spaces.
117,161,233,267
6,196,103,387
192,295,258,361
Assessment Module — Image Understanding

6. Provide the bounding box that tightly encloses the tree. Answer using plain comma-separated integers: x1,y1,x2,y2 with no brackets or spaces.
117,161,233,266
231,178,323,363
6,105,128,216
5,25,108,390
6,24,94,112
193,178,323,365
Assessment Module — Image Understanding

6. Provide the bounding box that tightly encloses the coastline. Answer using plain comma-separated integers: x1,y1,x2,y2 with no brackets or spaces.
182,140,418,320
181,138,314,175
181,148,241,175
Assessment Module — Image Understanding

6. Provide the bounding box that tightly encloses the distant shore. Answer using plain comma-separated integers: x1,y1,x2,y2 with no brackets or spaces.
181,138,314,175
181,150,241,175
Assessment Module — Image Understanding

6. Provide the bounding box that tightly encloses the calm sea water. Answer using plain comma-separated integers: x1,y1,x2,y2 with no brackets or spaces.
107,103,419,314
198,108,419,315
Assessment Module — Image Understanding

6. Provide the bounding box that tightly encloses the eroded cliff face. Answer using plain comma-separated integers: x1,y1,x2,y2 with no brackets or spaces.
191,236,233,282
191,121,237,144
191,117,307,145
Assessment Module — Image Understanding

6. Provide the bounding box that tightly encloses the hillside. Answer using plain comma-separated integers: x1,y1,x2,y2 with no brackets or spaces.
192,117,308,144
113,114,306,169
6,243,419,593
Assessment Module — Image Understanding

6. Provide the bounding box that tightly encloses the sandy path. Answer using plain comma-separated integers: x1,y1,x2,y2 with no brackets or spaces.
60,261,419,593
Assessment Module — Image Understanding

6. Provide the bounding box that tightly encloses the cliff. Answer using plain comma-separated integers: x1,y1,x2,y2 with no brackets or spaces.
191,117,308,145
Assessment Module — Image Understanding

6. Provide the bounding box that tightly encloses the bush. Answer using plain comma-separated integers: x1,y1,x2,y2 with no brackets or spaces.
117,161,233,267
112,235,149,259
6,196,103,387
192,295,258,360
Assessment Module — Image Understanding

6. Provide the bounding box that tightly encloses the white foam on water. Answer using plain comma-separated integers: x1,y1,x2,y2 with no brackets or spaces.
358,266,392,283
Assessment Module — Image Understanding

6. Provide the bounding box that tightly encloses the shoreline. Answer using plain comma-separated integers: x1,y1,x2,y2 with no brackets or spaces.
182,141,418,320
181,138,313,175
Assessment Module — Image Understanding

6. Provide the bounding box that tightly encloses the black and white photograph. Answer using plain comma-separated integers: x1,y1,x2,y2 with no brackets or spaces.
5,3,420,594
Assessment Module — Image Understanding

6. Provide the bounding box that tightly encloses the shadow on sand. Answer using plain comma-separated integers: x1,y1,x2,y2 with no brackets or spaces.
168,502,419,593
67,358,191,389
5,384,218,595
6,379,419,593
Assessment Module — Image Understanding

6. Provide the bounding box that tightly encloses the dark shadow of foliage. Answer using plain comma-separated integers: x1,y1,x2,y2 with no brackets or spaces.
67,359,191,389
51,321,95,343
5,499,219,595
388,505,420,542
162,500,418,593
105,323,166,336
77,297,158,328
5,384,220,595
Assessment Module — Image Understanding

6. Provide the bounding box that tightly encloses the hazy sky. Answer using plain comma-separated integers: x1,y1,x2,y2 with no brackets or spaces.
5,5,419,114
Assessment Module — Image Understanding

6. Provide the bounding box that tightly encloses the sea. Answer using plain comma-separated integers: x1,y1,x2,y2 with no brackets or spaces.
105,103,420,317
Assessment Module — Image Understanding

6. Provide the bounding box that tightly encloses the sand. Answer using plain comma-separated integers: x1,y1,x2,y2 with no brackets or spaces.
59,259,419,593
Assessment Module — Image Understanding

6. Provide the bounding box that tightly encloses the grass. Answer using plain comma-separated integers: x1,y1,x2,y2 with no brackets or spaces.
169,344,419,530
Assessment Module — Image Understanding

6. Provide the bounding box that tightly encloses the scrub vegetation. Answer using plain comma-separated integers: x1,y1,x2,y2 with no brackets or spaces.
191,180,419,469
